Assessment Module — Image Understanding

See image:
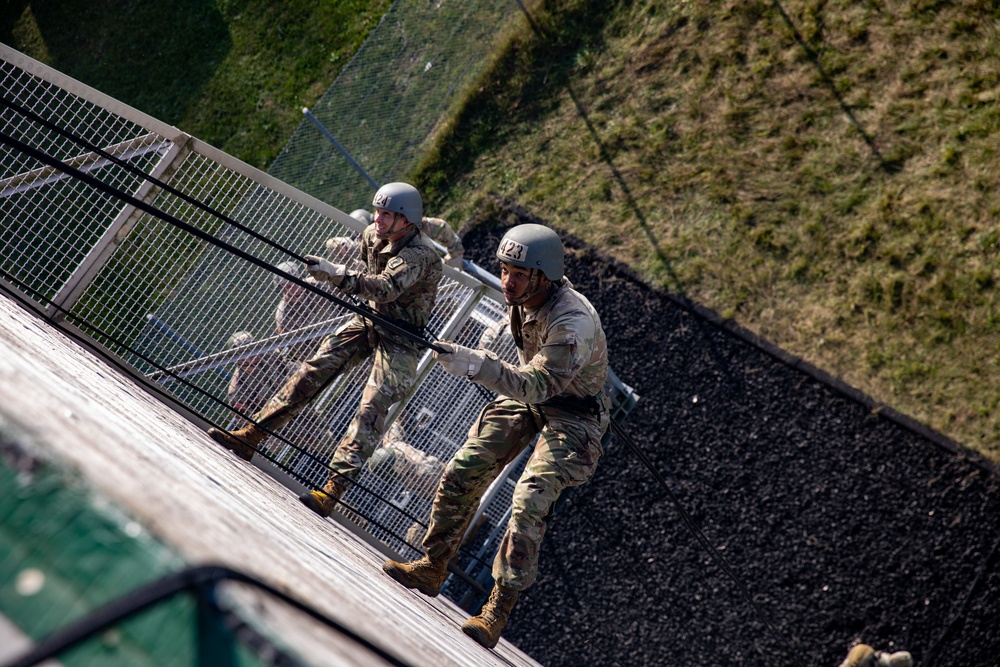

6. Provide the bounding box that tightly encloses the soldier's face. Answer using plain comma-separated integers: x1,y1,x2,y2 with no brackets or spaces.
374,208,411,241
500,262,530,300
500,261,551,307
281,281,304,302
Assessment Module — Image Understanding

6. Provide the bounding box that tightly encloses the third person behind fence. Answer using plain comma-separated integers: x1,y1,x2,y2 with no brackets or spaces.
382,223,610,649
207,182,441,515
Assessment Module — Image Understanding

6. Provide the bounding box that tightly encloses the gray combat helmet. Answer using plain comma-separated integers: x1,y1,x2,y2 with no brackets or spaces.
226,330,255,350
273,260,305,288
372,182,423,228
369,446,398,477
495,223,564,281
349,209,373,224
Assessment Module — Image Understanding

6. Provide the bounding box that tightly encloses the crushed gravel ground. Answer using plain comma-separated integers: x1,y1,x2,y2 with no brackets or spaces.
458,201,1000,667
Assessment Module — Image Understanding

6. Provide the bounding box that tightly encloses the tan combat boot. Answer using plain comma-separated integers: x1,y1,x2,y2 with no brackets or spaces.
461,583,519,649
381,555,448,597
207,424,266,461
299,476,348,517
840,644,876,667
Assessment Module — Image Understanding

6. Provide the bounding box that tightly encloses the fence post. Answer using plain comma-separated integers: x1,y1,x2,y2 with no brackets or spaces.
46,136,192,322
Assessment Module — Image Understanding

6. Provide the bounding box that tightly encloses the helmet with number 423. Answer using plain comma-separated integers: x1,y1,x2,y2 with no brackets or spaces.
495,223,563,281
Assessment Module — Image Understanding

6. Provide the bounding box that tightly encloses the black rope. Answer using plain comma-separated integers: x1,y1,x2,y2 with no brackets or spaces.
0,565,415,667
0,128,445,355
0,95,309,263
609,418,793,651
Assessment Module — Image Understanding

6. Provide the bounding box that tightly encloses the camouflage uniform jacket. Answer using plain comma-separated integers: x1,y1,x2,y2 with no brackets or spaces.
338,224,442,343
475,279,608,403
421,217,464,263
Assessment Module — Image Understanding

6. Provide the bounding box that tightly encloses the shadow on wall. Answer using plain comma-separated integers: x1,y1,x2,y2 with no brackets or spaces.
0,0,230,124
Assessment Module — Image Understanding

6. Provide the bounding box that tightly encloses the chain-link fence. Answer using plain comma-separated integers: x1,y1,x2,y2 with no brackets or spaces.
268,0,516,211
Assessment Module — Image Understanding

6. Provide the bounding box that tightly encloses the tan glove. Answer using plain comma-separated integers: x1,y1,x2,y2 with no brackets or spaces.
434,341,486,379
303,255,346,286
444,253,464,269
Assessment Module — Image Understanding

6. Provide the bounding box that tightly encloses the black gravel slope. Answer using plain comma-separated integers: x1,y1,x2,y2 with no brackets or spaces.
457,201,1000,667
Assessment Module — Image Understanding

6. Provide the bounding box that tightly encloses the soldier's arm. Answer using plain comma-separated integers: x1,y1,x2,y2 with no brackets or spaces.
422,217,464,260
472,311,597,403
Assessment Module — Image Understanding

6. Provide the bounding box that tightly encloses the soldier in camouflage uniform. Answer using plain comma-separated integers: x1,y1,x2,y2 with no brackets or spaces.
382,223,610,649
369,421,446,544
223,330,296,425
223,331,327,465
422,215,465,269
208,183,442,516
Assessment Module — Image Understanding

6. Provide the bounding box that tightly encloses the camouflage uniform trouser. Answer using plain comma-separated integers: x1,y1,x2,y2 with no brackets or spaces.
253,316,421,483
422,394,610,592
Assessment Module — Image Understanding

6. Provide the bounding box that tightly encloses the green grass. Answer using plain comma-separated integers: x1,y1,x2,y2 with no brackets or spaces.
1,0,390,169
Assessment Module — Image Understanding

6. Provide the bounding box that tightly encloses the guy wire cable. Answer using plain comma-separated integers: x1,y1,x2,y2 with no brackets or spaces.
608,417,794,652
0,128,446,356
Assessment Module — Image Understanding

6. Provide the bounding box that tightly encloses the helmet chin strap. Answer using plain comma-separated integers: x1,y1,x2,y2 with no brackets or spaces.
505,269,549,306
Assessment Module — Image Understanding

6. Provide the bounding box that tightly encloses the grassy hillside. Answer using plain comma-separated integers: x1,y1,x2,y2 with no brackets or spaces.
414,0,1000,462
1,0,389,169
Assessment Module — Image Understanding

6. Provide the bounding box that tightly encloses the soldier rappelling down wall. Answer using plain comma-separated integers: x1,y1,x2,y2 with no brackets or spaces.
207,182,442,515
383,224,610,649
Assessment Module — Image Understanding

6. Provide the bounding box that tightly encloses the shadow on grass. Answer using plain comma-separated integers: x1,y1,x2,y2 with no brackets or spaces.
1,0,230,125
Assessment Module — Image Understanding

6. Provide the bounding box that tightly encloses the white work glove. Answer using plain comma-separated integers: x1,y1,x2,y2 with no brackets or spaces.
303,255,346,286
434,341,486,379
325,236,359,258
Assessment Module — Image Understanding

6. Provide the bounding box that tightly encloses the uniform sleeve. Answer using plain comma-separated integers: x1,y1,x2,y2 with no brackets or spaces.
472,310,598,403
422,217,464,259
340,245,437,304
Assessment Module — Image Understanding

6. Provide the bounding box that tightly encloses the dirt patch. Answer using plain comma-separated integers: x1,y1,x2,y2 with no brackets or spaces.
458,200,1000,667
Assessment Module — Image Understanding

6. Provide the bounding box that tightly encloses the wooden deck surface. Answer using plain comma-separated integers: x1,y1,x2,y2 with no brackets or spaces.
0,292,542,667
